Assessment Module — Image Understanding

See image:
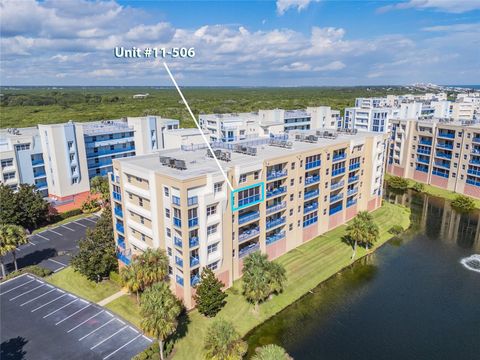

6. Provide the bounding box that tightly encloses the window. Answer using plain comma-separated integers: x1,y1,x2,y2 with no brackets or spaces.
69,154,75,161
290,179,294,186
140,216,145,224
166,228,171,237
289,224,293,231
164,187,169,196
165,209,170,218
207,224,218,236
207,261,219,271
239,174,247,183
3,172,15,180
289,209,293,216
207,243,218,254
291,162,295,170
207,205,217,216
290,194,294,201
67,141,73,149
139,198,143,207
214,182,223,194
141,234,146,242
1,159,13,168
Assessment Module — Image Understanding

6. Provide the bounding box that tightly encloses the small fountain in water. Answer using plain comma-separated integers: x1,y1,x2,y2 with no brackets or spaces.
460,255,480,273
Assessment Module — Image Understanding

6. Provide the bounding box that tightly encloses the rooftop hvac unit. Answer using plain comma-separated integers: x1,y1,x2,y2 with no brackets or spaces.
220,151,231,162
160,156,170,165
174,159,187,170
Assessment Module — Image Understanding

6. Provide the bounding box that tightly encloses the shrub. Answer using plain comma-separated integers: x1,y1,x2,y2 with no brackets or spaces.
451,195,475,213
411,182,425,192
59,208,83,219
386,176,409,191
388,225,404,235
81,196,100,214
2,265,53,282
109,270,122,285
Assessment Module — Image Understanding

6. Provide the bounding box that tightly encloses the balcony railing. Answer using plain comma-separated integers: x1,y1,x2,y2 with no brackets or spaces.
188,218,198,228
417,149,431,155
266,201,287,215
266,231,286,245
304,202,318,214
432,170,449,178
329,204,343,215
435,152,452,160
173,217,182,227
303,216,318,228
266,169,288,181
417,157,429,164
239,193,261,206
436,143,453,150
467,178,480,187
190,257,200,267
86,146,135,158
305,175,320,185
238,211,260,225
31,159,45,166
473,137,480,144
467,168,480,177
174,237,182,248
175,256,183,267
347,188,358,197
191,275,200,287
117,237,126,249
438,131,455,139
416,166,429,173
332,168,346,177
266,217,286,230
305,160,321,169
115,222,124,234
434,162,450,169
239,243,260,258
349,162,360,171
304,189,319,200
176,275,184,286
347,199,357,208
330,193,344,203
239,227,260,242
419,139,432,146
112,191,121,201
114,207,123,218
266,187,287,199
331,180,344,190
332,153,347,162
34,171,46,178
189,236,199,248
35,182,48,189
187,196,198,206
117,252,131,265
470,159,480,165
348,175,359,183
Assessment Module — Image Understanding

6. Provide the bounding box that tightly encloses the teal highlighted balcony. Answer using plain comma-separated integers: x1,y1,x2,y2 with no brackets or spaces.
239,227,260,242
239,211,260,225
266,231,286,245
347,199,357,208
332,153,347,162
305,159,321,169
173,217,182,227
190,256,200,267
267,186,287,199
189,236,199,248
332,167,346,177
174,237,182,248
115,222,124,234
191,274,200,287
438,131,455,139
329,204,343,215
330,193,344,203
420,139,432,146
348,175,359,183
347,188,358,196
188,218,198,228
304,189,319,200
436,152,452,160
417,148,431,155
266,201,286,215
436,142,453,150
114,207,123,218
266,216,286,230
267,169,288,181
331,180,344,190
467,178,480,187
176,275,184,286
349,162,360,171
304,202,318,214
175,256,183,267
239,243,260,258
232,183,265,212
112,191,121,201
187,196,198,206
305,175,320,185
303,216,318,227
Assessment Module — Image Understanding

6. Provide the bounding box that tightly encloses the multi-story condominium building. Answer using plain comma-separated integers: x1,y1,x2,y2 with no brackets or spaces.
1,116,181,209
109,130,388,308
387,118,480,199
344,106,391,133
199,107,342,143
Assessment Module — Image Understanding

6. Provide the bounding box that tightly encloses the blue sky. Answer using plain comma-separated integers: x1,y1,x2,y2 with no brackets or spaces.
1,0,479,86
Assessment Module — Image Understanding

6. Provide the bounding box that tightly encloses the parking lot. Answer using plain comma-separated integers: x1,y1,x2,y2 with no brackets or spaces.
1,274,152,359
2,215,99,275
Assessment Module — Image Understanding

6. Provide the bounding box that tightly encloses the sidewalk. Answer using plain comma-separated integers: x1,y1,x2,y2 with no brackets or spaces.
97,288,127,306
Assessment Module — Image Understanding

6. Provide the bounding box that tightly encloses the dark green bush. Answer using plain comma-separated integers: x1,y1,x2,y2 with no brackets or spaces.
451,195,475,213
386,176,409,191
389,225,404,235
2,265,53,282
411,182,425,192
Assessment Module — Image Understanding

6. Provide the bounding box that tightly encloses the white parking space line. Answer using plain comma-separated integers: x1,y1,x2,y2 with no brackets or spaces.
31,293,67,312
55,304,91,325
103,334,142,360
78,318,116,341
90,325,128,350
74,221,87,227
35,233,50,241
84,217,98,223
29,240,37,245
61,225,75,232
48,229,63,236
0,279,35,295
142,335,152,342
20,288,56,306
67,310,104,333
48,258,68,267
43,298,78,318
9,284,45,301
0,273,29,286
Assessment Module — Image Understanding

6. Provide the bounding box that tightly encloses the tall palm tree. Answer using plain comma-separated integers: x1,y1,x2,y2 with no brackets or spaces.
346,216,366,260
0,224,28,272
137,248,169,288
140,282,181,360
120,262,142,303
364,221,380,251
269,262,286,295
242,252,271,313
252,344,293,360
0,228,17,278
204,319,247,360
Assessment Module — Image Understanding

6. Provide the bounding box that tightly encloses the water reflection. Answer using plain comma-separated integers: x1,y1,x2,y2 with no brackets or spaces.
384,189,480,251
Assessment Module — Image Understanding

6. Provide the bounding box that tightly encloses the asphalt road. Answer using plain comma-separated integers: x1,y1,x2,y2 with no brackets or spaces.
1,215,99,275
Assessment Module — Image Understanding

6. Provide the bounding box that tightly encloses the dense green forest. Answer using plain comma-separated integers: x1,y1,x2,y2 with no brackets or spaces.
0,86,422,128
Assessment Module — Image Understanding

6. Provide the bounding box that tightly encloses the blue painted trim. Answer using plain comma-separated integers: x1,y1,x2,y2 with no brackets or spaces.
230,182,265,212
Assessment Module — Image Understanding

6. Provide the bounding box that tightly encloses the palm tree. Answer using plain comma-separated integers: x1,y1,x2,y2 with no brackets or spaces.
137,248,169,288
140,282,181,360
120,262,142,303
346,216,366,260
0,229,17,278
269,262,286,295
252,344,293,360
242,253,271,313
204,319,247,360
0,224,28,272
364,221,379,251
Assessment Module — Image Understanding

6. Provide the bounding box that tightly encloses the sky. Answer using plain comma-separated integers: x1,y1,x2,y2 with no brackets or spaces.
1,0,479,86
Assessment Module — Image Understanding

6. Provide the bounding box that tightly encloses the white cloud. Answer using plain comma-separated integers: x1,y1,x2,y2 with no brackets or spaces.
314,61,346,71
276,0,320,15
378,0,480,14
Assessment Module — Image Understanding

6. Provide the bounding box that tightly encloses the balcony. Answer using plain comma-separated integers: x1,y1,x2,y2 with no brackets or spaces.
239,242,260,258
191,275,200,287
172,196,181,206
238,211,260,225
34,171,46,178
266,186,286,199
86,146,135,158
303,216,318,228
329,204,343,215
417,149,431,155
416,166,429,173
176,275,184,286
305,175,320,185
114,207,123,218
305,159,321,170
473,137,480,144
175,256,183,267
115,222,124,234
31,159,45,166
332,153,347,162
174,237,182,248
330,193,344,203
266,231,286,245
347,199,357,208
467,178,480,187
348,175,359,184
189,236,199,248
331,180,344,191
266,202,286,215
173,217,182,227
332,167,346,177
117,251,131,265
419,139,432,146
432,170,449,178
188,218,198,228
349,162,360,171
117,236,125,249
266,169,288,181
435,152,452,160
266,217,286,230
85,136,135,148
112,191,121,202
35,182,48,189
190,257,200,268
239,193,261,206
304,189,319,200
436,143,453,150
187,196,198,206
347,188,358,197
417,157,429,164
438,131,455,139
239,227,260,242
470,159,480,165
304,202,318,214
434,162,450,169
467,168,480,177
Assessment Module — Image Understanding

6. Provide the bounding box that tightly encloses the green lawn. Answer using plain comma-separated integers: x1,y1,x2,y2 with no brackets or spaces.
105,294,142,328
172,202,411,359
385,173,480,208
46,267,121,303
